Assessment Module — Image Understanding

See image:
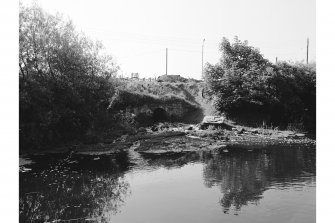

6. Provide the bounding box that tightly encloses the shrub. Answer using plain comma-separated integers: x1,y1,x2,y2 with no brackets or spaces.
268,62,316,131
157,75,188,83
205,36,316,132
19,3,119,150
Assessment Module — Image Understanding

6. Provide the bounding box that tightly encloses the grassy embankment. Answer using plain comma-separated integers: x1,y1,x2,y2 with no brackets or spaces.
116,79,217,115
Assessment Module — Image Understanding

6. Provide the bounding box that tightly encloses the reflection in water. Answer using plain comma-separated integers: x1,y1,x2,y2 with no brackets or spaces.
20,145,316,222
202,147,315,214
140,145,315,215
19,152,131,222
140,151,201,169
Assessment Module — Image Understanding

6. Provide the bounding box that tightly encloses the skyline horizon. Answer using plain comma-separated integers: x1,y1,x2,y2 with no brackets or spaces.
21,0,316,79
113,36,315,79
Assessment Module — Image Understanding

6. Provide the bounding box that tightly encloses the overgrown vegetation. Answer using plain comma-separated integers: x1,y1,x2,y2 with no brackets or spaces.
118,79,217,116
18,3,209,151
119,80,202,102
19,2,315,152
205,36,316,132
19,3,119,150
156,74,201,83
108,90,203,124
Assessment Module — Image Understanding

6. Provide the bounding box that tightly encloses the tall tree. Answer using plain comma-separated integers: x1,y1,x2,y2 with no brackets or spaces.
205,36,274,115
19,2,119,150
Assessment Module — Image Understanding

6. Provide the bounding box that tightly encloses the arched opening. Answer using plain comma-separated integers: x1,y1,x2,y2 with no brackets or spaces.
153,108,168,122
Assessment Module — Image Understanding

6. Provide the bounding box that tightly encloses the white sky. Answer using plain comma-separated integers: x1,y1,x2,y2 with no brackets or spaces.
22,0,316,79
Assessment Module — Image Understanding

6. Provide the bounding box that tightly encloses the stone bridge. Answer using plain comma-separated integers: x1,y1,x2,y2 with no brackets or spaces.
108,90,203,123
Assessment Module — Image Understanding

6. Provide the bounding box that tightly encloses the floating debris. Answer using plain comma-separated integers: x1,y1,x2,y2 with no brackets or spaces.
19,166,32,172
68,160,78,164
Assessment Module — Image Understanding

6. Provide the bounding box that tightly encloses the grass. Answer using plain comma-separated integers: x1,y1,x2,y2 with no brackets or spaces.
108,89,199,111
116,79,217,116
118,79,203,100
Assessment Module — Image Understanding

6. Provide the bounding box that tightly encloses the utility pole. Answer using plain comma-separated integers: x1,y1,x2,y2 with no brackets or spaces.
166,48,168,75
276,57,278,64
306,38,309,64
202,39,205,79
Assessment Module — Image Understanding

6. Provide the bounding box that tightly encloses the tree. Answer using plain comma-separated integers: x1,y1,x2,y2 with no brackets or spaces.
205,36,274,117
268,62,316,131
205,36,316,131
19,2,118,79
19,2,119,150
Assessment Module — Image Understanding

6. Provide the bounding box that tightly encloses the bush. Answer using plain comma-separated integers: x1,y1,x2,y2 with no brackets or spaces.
157,75,188,83
268,62,316,131
204,36,316,132
19,3,119,150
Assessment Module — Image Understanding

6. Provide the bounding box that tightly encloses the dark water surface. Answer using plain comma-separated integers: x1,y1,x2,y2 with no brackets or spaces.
20,145,315,223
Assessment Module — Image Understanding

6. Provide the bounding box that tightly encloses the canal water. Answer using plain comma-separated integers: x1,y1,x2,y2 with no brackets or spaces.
19,145,316,223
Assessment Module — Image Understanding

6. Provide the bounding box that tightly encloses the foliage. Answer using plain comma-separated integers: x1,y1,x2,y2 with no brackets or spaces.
19,3,119,150
205,37,274,113
157,74,188,83
205,36,316,132
119,80,204,103
268,62,316,131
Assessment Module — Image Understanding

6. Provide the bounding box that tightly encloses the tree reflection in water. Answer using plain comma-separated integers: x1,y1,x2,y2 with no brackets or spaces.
20,145,316,221
140,145,315,215
202,146,316,214
19,152,131,222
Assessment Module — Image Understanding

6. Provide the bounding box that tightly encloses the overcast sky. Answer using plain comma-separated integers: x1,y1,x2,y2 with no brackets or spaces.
22,0,316,79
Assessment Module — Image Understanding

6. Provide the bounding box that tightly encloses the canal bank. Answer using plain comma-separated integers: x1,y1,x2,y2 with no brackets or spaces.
19,121,315,161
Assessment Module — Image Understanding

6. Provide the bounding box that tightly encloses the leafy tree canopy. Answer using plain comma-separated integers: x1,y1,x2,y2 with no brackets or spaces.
205,36,315,132
19,2,120,150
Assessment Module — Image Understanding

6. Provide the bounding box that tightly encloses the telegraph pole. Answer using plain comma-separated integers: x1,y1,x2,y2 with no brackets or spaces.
166,48,168,75
306,38,309,64
202,39,205,79
276,57,278,64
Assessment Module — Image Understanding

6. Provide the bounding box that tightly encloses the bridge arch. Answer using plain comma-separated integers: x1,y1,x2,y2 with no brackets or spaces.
152,107,169,122
108,90,203,124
